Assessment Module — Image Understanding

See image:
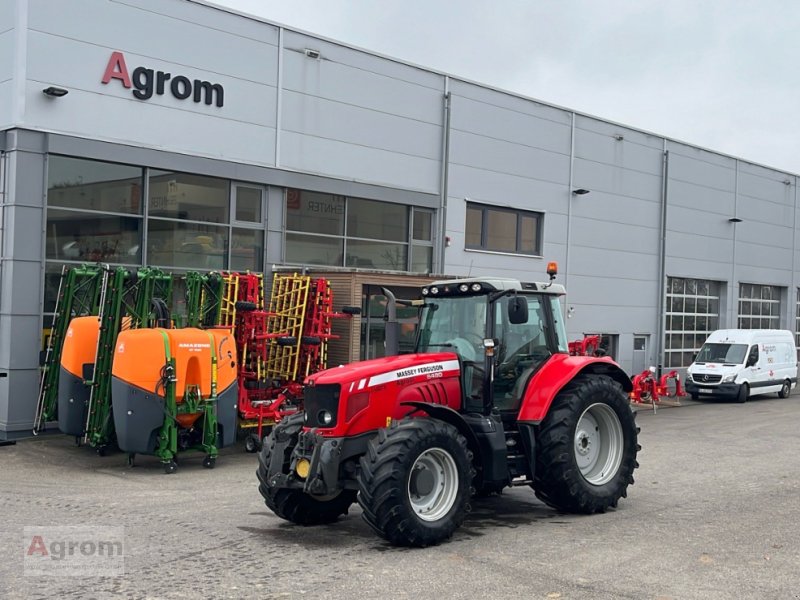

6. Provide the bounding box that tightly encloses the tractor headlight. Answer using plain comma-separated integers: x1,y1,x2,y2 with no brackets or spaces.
430,286,439,295
318,410,334,426
295,458,310,479
722,374,736,383
459,283,469,293
471,283,482,292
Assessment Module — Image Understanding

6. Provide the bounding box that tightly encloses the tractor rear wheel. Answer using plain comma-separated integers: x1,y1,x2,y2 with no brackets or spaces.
357,418,473,547
256,431,355,525
533,374,639,514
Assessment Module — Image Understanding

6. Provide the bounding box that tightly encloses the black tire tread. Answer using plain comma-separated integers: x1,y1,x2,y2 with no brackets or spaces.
256,426,355,525
533,374,640,514
357,418,474,547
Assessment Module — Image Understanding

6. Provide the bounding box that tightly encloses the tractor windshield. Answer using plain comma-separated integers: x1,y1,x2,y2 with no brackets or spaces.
417,295,487,362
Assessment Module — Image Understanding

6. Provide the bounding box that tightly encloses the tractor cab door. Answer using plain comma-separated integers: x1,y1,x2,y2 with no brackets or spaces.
492,294,552,411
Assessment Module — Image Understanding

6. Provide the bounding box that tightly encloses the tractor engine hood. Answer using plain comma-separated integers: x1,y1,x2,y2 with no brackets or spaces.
303,352,463,436
307,352,461,389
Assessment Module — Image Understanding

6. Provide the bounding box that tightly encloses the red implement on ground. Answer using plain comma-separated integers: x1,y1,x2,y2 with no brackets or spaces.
568,334,604,357
630,368,686,408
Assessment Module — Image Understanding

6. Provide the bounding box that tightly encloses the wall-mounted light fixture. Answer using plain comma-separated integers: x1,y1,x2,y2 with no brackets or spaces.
783,179,792,185
728,217,742,223
304,48,321,59
42,86,68,98
613,134,624,141
572,189,590,196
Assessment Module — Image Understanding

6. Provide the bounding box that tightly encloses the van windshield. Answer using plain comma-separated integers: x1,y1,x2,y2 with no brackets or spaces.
695,343,748,364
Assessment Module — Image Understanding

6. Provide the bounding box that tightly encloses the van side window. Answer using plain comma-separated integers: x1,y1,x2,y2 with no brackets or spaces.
747,345,759,366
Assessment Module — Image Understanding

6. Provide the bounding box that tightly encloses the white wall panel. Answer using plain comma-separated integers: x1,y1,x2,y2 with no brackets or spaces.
449,78,570,126
280,130,439,194
667,146,736,192
447,164,567,213
28,0,278,83
0,80,12,131
667,178,735,214
572,158,662,201
575,127,663,176
25,80,275,165
667,204,735,240
281,50,442,125
667,230,734,264
279,31,443,192
449,129,569,186
0,28,13,84
281,90,441,160
450,95,571,155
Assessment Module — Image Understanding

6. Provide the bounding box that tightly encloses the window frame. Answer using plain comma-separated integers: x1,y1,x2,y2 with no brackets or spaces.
465,202,543,256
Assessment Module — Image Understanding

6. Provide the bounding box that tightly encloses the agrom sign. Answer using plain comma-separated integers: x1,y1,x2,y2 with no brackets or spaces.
101,51,224,108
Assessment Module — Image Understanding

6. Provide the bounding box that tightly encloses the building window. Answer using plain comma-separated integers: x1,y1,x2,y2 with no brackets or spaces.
46,156,144,265
738,283,781,329
665,277,721,368
284,189,432,272
45,157,270,317
465,202,542,255
230,184,266,272
146,170,230,270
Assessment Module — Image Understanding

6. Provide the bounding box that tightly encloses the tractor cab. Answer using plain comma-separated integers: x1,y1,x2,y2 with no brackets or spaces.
415,276,569,414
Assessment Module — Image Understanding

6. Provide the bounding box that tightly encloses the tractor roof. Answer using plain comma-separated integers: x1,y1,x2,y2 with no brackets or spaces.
424,276,566,295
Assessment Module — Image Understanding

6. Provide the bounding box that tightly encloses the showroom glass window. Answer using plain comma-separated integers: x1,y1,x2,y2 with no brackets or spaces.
465,202,542,255
45,156,145,313
664,277,721,368
284,189,433,272
146,171,229,270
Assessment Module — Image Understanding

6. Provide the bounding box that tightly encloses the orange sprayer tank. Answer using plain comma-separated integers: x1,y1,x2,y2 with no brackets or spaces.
57,316,100,436
111,327,238,455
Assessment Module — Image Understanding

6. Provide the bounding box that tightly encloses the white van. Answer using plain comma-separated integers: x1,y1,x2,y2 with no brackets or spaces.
685,329,797,402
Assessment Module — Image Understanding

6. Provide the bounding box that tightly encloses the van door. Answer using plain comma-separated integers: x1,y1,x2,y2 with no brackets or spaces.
744,344,765,392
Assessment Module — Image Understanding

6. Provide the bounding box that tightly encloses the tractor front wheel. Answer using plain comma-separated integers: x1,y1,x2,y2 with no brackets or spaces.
357,418,473,547
533,374,639,514
256,433,355,525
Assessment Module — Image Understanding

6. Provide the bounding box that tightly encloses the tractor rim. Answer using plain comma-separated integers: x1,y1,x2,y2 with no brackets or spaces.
574,402,624,486
407,447,459,522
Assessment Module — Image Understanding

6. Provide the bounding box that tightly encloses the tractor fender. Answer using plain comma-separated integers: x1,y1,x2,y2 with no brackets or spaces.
400,401,483,470
516,354,633,423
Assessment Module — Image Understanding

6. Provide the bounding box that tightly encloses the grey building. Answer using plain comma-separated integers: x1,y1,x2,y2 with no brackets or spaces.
1,0,798,439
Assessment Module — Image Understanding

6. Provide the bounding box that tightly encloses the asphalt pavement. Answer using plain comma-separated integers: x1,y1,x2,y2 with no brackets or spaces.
1,394,799,599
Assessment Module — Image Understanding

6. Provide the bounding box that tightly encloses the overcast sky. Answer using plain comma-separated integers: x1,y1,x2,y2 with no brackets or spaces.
212,0,800,175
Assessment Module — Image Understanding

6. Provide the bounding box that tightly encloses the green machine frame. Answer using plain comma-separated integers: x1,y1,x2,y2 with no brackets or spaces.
83,266,173,451
34,264,104,433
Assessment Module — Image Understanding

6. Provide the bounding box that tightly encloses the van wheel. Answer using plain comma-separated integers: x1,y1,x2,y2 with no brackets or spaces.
736,383,749,403
778,380,791,399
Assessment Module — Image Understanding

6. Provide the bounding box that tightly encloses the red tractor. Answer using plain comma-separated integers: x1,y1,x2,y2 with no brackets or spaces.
257,269,640,547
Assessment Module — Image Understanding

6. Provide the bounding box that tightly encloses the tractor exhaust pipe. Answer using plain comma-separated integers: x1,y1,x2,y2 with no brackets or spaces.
381,287,400,357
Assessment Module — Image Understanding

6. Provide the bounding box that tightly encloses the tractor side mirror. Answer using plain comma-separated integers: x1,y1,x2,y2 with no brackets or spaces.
508,296,528,324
